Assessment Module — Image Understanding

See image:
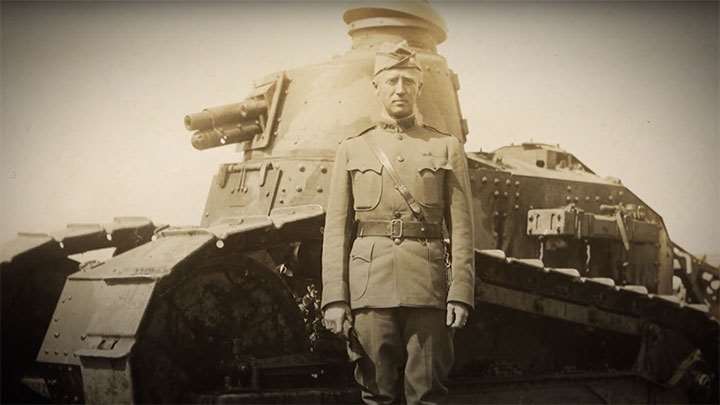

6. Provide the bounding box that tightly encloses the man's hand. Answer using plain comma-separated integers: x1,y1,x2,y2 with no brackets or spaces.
446,302,470,328
323,302,352,335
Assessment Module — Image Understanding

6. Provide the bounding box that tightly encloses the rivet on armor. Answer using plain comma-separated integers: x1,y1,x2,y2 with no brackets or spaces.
566,196,572,202
397,155,405,162
216,240,225,249
279,199,284,204
595,196,601,201
514,181,520,186
394,238,402,245
320,166,327,174
54,332,60,338
505,179,511,185
281,188,286,193
481,176,488,184
494,178,500,184
515,192,520,198
567,185,572,191
317,186,323,193
619,191,624,196
205,211,210,217
81,335,87,341
585,196,590,201
514,205,520,210
574,197,579,202
494,211,499,217
299,165,306,172
296,186,303,192
493,190,500,197
609,195,614,201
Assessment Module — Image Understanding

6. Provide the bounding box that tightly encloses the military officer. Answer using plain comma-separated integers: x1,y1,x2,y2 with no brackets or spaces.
322,41,475,405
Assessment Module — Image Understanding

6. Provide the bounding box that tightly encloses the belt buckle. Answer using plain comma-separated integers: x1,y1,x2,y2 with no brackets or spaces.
390,219,403,239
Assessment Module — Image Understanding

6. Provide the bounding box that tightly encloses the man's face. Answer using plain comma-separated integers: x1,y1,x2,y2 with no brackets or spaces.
374,68,423,119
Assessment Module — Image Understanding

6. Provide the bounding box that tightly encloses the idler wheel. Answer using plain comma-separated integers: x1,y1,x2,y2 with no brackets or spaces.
132,253,307,403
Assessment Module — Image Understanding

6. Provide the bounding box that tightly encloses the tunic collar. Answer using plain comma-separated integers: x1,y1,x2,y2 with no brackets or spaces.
377,111,424,133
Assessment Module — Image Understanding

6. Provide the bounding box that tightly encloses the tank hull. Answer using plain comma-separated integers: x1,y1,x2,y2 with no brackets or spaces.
1,1,718,403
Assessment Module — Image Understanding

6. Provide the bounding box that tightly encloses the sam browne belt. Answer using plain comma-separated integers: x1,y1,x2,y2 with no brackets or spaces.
356,219,443,239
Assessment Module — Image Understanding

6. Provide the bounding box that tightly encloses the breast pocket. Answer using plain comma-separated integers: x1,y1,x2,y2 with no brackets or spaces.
416,156,451,207
347,159,383,211
349,238,374,301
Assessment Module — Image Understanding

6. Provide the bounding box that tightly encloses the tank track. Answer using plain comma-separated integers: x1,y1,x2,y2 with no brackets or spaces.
473,249,718,388
1,217,158,403
1,216,158,267
2,214,717,403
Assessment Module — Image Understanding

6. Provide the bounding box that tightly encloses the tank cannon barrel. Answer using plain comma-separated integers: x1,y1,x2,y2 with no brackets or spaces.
184,99,268,150
190,123,262,150
184,99,268,132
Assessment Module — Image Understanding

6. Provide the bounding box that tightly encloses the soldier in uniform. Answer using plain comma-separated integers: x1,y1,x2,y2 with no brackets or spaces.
322,41,475,405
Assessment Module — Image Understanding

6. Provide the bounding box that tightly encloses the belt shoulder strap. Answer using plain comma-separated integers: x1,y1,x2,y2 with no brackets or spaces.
363,135,426,222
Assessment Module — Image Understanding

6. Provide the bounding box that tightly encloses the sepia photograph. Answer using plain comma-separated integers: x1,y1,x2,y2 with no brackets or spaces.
2,1,718,403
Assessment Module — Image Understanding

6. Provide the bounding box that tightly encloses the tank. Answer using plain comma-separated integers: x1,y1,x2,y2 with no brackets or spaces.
2,2,718,404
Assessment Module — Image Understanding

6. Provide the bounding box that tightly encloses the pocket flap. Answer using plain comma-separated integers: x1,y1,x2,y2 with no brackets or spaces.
350,239,374,262
347,158,382,174
417,157,451,173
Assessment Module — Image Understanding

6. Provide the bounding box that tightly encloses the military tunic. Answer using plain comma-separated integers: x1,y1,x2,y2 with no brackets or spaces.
322,119,475,311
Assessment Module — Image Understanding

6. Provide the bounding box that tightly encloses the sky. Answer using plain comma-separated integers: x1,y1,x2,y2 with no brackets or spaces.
1,1,718,260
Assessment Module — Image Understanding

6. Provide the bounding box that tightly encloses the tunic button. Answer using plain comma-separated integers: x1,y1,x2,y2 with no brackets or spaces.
397,155,405,163
393,238,402,245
